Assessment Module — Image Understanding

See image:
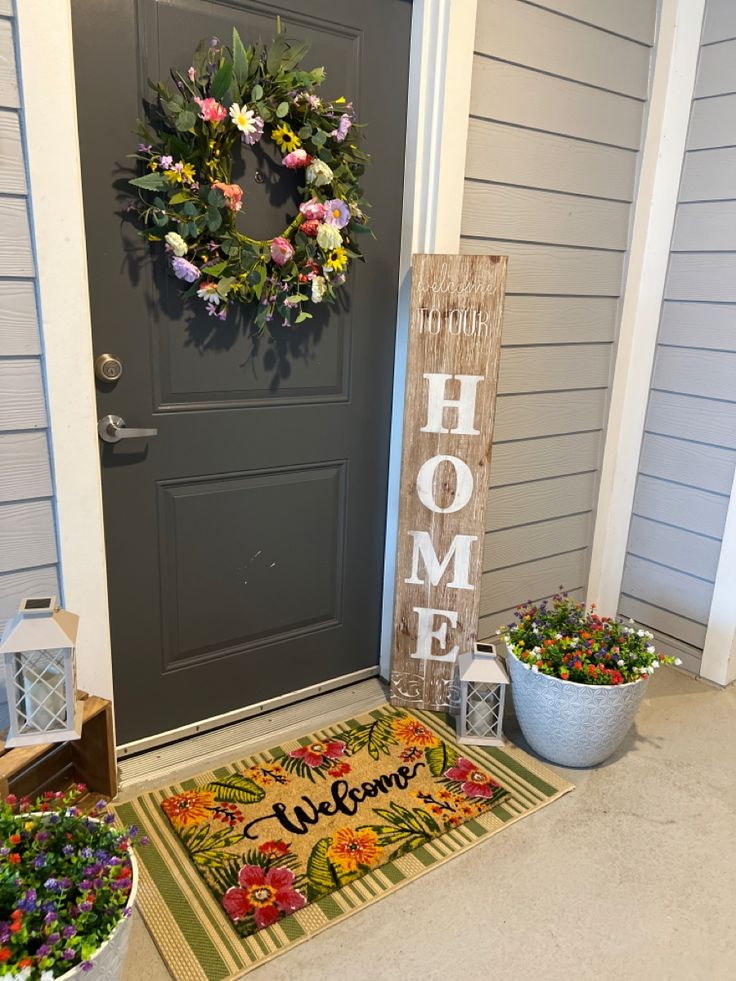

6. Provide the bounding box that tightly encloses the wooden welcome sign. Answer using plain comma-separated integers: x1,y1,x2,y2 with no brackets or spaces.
390,254,507,712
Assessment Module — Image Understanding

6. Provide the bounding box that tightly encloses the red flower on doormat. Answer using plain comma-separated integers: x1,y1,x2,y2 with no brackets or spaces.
288,739,346,768
392,716,439,748
327,762,351,778
258,840,290,858
327,827,383,874
443,757,502,799
222,865,306,928
161,789,216,829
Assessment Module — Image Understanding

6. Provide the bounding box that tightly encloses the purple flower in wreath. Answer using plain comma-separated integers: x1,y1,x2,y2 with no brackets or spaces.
331,113,352,143
324,199,350,229
171,256,200,282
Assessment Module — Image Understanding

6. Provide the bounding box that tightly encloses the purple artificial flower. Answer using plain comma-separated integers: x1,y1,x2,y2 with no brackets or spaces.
34,854,47,869
171,256,200,282
159,154,173,169
81,962,94,972
48,931,61,945
63,949,77,961
44,877,59,891
80,879,92,891
241,114,264,146
79,901,93,913
63,925,77,938
331,113,352,142
60,877,73,890
81,847,93,859
95,799,107,811
35,829,50,842
140,836,151,846
0,924,10,944
138,142,152,153
63,844,74,856
38,944,51,957
323,199,350,229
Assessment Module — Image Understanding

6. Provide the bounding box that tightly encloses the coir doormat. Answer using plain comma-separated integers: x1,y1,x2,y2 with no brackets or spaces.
115,705,573,980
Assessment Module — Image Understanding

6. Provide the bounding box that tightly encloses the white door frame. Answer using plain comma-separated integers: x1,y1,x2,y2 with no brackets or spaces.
15,0,477,747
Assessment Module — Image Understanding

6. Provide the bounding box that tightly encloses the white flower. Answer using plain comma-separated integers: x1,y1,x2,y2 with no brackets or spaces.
165,231,188,256
316,223,341,250
647,666,655,674
651,660,659,669
675,657,682,665
555,633,563,639
646,644,656,654
637,629,645,637
311,275,327,303
617,659,624,666
531,664,539,672
503,635,511,645
306,158,333,187
522,662,531,670
571,637,580,645
229,102,259,137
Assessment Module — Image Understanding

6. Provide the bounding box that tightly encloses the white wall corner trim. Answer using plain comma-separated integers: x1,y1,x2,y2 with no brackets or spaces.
379,0,478,678
15,0,114,701
700,467,736,686
586,0,706,618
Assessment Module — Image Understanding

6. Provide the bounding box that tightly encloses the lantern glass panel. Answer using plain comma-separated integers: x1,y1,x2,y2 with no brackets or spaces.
12,648,69,734
466,680,502,737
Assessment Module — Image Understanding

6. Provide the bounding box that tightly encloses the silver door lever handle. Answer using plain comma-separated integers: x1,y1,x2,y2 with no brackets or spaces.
98,414,158,444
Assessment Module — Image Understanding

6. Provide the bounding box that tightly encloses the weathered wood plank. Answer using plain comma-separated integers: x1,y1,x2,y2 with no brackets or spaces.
627,514,720,582
483,512,592,572
672,200,736,251
490,430,602,488
486,471,597,531
497,343,611,394
0,19,19,110
465,119,637,201
470,56,644,150
480,547,589,614
391,254,507,712
0,281,39,355
695,38,736,99
666,254,736,303
462,181,631,250
478,587,586,641
0,360,46,430
620,554,713,624
659,299,736,352
618,594,707,651
0,198,34,276
0,2,14,17
633,474,728,539
680,147,736,202
524,0,657,45
687,93,736,150
0,500,58,574
652,346,736,402
0,109,25,194
702,0,736,44
646,390,736,448
0,431,52,502
0,566,60,633
494,388,608,442
638,431,736,496
475,0,651,99
499,296,618,344
460,239,624,297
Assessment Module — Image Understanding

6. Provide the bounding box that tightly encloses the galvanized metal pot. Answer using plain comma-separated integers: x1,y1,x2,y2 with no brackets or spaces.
506,646,648,767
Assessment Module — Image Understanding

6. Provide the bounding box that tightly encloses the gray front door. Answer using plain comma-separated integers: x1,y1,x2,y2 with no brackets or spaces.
71,0,411,744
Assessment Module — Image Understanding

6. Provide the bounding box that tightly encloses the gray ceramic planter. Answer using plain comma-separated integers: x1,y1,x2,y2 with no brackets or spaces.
506,646,648,767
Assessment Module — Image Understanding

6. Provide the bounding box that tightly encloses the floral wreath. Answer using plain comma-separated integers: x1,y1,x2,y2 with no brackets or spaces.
129,23,370,330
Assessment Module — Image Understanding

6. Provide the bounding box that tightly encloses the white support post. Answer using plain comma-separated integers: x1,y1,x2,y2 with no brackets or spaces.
379,0,477,678
586,0,706,616
700,469,736,685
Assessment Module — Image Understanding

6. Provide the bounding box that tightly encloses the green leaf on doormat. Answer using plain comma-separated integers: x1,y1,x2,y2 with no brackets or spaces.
206,774,265,805
345,716,398,760
306,836,352,901
424,741,459,778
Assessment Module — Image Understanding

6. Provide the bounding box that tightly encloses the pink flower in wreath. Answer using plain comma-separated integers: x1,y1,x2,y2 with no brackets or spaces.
211,181,243,212
283,148,312,169
299,197,327,221
289,739,346,768
270,236,294,267
196,97,227,123
222,865,306,929
444,757,502,799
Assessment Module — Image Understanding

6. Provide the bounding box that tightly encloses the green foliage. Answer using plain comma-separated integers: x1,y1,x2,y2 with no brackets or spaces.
178,822,242,867
345,716,398,760
424,741,460,778
205,773,266,805
368,803,441,859
305,837,358,900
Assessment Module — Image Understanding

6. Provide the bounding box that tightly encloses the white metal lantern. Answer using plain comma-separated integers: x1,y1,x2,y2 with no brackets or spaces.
0,597,82,747
456,642,509,746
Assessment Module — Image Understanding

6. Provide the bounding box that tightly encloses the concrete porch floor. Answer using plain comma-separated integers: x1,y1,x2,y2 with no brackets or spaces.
121,667,736,980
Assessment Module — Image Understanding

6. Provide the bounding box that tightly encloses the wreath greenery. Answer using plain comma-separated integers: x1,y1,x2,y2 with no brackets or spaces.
129,22,370,331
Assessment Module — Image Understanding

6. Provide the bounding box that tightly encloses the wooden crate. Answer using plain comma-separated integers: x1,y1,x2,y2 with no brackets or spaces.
0,692,117,800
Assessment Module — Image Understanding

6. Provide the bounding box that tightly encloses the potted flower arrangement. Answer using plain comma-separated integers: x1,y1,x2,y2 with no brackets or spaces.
499,593,681,767
0,786,144,979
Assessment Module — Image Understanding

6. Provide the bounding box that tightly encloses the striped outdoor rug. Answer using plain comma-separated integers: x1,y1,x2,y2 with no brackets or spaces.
115,705,573,980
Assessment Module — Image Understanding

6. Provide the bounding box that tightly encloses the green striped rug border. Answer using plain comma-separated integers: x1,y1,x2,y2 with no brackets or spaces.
115,705,573,980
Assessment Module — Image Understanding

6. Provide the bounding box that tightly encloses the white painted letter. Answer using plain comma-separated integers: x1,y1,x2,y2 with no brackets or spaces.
405,531,477,590
416,455,473,514
420,373,484,435
410,607,459,662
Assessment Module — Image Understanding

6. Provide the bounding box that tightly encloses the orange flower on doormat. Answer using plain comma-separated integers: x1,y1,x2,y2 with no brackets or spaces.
391,716,439,748
161,789,216,829
327,827,383,874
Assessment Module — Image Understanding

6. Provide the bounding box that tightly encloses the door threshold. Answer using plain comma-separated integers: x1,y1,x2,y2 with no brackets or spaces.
116,673,388,796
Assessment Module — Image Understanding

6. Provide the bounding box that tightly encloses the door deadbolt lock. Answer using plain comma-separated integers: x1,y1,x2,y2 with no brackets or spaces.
95,353,123,382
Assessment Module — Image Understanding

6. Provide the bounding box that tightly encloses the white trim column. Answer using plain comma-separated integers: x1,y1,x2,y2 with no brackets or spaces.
586,0,706,616
379,0,477,677
15,0,113,701
700,471,736,685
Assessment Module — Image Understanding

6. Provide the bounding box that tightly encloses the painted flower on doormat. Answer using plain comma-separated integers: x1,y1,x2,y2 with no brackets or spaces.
159,708,509,939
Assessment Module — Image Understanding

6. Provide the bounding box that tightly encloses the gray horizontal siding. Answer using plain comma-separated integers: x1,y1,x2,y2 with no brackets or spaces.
620,0,736,669
465,0,655,636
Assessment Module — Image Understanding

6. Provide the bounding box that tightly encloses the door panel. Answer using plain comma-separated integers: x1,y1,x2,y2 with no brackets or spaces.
71,0,411,743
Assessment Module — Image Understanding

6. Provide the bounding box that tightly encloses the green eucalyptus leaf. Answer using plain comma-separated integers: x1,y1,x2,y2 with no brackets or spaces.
211,62,233,101
182,202,197,217
175,110,196,131
251,83,263,101
276,101,289,118
295,310,312,323
298,124,313,140
168,192,190,205
311,130,327,147
130,173,168,190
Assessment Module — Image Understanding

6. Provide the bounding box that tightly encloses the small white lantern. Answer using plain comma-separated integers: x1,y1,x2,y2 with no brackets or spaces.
0,597,82,747
456,642,509,746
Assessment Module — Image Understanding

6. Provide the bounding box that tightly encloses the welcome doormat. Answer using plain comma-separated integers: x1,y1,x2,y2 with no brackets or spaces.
115,706,573,980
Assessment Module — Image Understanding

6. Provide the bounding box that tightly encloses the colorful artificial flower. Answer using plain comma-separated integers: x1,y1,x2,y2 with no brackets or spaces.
161,788,215,827
444,757,501,799
196,281,220,303
327,827,382,874
187,66,196,82
300,219,320,238
324,199,350,229
288,739,346,768
392,715,439,748
159,154,173,169
211,181,243,212
165,231,188,256
316,223,341,251
229,103,264,144
270,236,295,267
299,197,327,220
331,113,352,142
171,256,201,282
324,246,348,272
306,158,333,188
311,275,327,303
196,97,228,123
271,123,300,153
283,148,312,169
222,865,306,929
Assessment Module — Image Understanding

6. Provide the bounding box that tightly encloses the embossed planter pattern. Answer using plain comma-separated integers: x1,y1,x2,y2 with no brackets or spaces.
506,647,648,767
